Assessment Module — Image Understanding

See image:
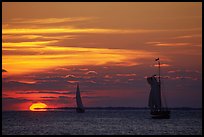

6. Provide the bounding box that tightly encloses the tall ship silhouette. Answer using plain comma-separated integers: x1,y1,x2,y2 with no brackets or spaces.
147,58,170,119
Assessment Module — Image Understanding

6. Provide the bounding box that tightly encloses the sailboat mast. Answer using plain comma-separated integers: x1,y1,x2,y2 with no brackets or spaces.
155,58,160,84
158,60,161,85
155,58,162,109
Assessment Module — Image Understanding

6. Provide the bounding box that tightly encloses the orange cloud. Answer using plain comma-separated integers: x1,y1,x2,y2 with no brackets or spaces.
2,27,171,35
172,34,201,39
154,64,171,67
3,40,58,48
11,17,95,24
172,35,193,39
146,41,201,47
3,34,75,40
2,45,157,75
155,43,191,47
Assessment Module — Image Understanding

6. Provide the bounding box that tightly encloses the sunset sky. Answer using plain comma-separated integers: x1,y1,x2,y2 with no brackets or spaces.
2,2,202,111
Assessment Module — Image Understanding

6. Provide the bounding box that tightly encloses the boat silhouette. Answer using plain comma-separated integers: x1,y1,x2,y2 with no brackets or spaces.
76,83,85,113
147,58,170,119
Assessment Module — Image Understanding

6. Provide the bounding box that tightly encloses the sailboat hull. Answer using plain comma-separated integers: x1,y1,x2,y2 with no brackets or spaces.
76,108,85,113
151,110,170,119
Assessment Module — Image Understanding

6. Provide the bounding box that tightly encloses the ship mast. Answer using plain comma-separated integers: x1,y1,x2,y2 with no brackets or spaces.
155,58,160,85
158,59,161,85
155,58,161,109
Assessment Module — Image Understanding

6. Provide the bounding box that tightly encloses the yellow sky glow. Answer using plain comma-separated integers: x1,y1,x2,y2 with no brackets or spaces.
3,44,156,75
2,2,202,110
2,27,172,35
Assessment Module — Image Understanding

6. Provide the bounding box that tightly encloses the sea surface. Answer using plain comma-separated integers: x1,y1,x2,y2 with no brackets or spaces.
2,109,202,135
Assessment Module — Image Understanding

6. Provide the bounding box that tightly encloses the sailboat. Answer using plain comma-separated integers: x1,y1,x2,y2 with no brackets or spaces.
76,83,85,113
147,58,170,119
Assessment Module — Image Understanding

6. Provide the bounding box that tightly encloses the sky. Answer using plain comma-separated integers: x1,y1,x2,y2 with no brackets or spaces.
2,2,202,111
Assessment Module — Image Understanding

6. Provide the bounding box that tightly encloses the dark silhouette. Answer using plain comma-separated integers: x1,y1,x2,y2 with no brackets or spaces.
147,58,170,119
76,83,85,113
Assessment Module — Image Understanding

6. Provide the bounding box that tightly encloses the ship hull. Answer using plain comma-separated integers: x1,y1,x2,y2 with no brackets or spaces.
76,108,85,113
151,110,170,119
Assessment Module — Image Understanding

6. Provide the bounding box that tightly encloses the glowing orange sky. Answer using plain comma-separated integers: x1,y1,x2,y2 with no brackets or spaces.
2,2,202,110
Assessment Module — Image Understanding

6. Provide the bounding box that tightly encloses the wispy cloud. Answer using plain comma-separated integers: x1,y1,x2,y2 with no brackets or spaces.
116,73,137,77
171,34,202,39
40,96,57,99
17,91,74,95
172,35,193,39
85,71,98,75
3,40,58,49
163,76,199,80
3,45,157,75
155,43,191,47
10,17,95,24
145,40,201,48
167,69,201,75
2,97,31,102
104,75,112,79
3,34,75,42
64,74,78,78
67,80,79,84
147,42,192,47
2,28,170,35
154,63,171,67
173,76,198,80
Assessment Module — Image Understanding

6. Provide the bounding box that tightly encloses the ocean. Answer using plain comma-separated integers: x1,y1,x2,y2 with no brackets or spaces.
2,109,202,135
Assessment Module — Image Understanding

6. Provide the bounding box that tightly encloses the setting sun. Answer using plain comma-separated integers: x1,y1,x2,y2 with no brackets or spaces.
29,102,47,111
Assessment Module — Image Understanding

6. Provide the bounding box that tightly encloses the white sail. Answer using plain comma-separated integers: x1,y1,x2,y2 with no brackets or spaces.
147,76,161,110
76,83,84,110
